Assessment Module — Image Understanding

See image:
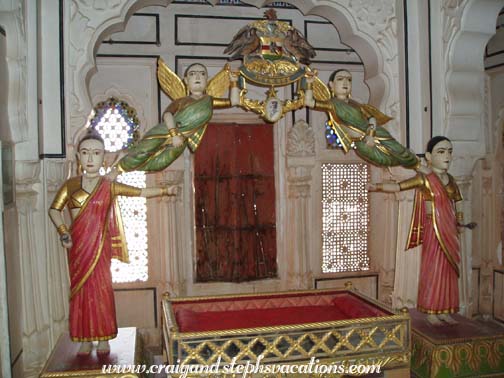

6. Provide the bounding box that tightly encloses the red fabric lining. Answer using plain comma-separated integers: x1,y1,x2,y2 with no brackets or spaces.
174,293,387,333
176,306,348,332
173,290,345,307
332,295,386,318
173,293,337,313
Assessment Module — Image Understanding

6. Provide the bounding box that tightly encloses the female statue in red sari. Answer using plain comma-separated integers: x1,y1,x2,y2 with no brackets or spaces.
49,130,177,355
369,136,463,325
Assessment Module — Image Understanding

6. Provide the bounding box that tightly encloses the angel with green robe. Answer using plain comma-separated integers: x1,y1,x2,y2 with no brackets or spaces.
117,59,240,172
305,69,420,169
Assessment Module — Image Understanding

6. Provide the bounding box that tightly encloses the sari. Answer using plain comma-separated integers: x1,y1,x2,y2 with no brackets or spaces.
68,179,128,341
406,173,461,314
316,98,419,168
118,95,215,172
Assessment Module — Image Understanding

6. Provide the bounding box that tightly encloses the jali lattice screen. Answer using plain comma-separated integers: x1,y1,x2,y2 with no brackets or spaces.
321,163,369,273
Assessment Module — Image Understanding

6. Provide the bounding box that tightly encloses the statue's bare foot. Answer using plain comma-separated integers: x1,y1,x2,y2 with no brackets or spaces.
426,314,443,326
439,313,458,325
97,340,110,355
77,341,92,356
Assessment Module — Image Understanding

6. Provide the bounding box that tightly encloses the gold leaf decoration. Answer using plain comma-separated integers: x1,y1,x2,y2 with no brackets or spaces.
157,58,186,100
207,64,231,98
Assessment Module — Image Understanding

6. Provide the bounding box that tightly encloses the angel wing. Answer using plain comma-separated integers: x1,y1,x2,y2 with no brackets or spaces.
157,58,187,100
359,103,393,126
312,76,331,102
207,64,231,98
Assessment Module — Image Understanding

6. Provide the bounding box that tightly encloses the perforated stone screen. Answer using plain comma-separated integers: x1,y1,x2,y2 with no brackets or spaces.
321,163,369,273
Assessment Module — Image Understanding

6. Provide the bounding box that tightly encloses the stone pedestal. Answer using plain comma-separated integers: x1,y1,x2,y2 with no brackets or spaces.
39,327,139,377
411,309,504,377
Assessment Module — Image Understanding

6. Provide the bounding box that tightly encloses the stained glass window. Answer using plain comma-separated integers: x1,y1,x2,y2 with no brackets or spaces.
321,163,369,273
90,98,147,282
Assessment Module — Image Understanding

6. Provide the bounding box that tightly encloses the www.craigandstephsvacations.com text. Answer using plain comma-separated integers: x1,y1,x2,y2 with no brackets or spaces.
101,356,382,377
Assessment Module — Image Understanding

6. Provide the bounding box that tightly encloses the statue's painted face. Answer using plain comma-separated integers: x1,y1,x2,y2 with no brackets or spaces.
78,139,105,174
330,70,352,98
185,64,208,94
426,139,453,172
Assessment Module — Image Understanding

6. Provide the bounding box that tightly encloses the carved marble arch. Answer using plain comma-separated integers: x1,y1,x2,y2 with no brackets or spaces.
69,0,395,141
443,0,504,167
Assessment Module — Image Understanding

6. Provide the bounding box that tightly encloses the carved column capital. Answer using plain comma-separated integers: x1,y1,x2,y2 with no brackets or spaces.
287,119,315,158
454,174,473,199
15,161,40,213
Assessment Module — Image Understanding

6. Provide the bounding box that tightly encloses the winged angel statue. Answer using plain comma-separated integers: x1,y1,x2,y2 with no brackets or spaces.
305,70,420,169
117,59,240,172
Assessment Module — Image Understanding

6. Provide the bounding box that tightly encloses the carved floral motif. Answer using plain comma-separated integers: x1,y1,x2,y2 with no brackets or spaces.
76,0,123,10
346,0,394,27
286,119,315,157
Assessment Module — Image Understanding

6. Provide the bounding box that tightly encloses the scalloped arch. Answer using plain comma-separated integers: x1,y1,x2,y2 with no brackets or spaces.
444,0,504,161
70,0,391,140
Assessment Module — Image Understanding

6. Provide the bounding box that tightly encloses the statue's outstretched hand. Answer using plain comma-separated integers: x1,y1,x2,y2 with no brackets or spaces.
166,185,179,196
229,70,239,83
304,71,316,108
364,118,377,147
367,183,379,192
172,135,184,148
61,233,73,249
305,70,316,84
415,164,432,175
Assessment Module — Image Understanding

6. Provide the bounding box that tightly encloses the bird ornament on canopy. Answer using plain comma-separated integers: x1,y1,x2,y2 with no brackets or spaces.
224,9,316,123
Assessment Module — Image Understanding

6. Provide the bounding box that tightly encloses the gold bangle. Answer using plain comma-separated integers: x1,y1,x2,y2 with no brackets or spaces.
305,81,313,90
56,224,69,236
161,187,175,197
375,183,383,192
456,212,464,222
229,80,238,88
168,128,179,138
413,159,421,170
